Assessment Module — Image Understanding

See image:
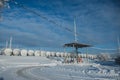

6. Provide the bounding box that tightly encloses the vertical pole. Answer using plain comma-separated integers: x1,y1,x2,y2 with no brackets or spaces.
74,19,77,42
75,47,78,63
9,36,12,49
86,48,88,63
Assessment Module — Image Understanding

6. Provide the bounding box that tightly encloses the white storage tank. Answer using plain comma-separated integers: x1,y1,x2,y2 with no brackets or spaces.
46,51,51,57
60,52,64,57
78,54,81,57
67,53,71,57
41,50,46,56
34,50,41,56
51,52,55,57
13,49,20,56
4,48,12,56
56,52,61,57
64,52,68,57
81,54,86,58
21,49,27,56
28,50,34,56
93,55,97,59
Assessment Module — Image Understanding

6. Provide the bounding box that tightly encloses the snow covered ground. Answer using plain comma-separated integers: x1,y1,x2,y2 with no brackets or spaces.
0,56,120,80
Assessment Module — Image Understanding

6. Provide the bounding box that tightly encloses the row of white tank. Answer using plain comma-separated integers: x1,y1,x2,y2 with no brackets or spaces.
0,48,97,59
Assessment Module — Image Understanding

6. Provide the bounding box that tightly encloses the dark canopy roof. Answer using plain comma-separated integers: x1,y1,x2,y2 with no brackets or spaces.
64,42,91,48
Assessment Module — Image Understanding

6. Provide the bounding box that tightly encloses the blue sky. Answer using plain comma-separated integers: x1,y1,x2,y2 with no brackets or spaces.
0,0,120,53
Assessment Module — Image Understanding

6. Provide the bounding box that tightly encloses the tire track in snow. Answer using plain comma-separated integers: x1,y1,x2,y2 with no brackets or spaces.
16,66,50,80
16,67,38,80
30,66,100,80
84,65,118,80
15,65,119,80
16,66,92,80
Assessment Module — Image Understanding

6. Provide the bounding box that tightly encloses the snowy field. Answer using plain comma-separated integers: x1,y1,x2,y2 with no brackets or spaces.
0,56,120,80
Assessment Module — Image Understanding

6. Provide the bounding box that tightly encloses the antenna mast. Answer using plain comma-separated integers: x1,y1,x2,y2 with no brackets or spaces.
74,19,77,42
9,36,12,49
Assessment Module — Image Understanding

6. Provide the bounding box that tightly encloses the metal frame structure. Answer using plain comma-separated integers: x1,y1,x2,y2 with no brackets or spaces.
63,19,91,63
